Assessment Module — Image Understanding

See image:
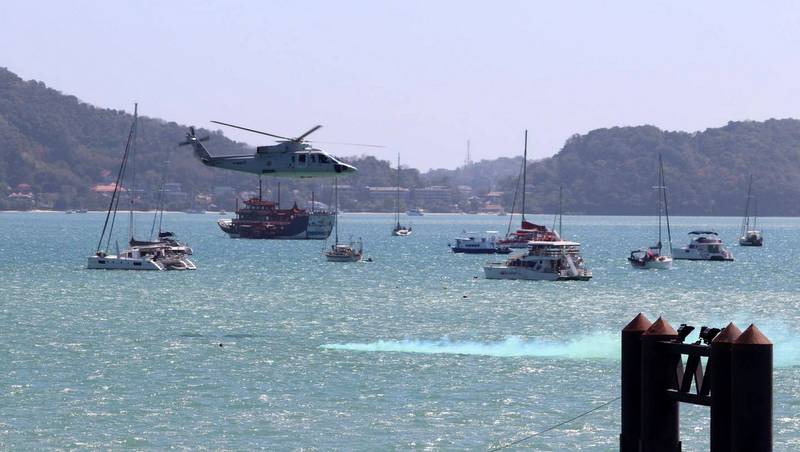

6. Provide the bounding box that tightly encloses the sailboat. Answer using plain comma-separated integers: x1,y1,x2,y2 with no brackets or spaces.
628,155,673,269
87,104,196,271
497,130,558,248
391,153,412,236
738,175,763,246
325,177,363,262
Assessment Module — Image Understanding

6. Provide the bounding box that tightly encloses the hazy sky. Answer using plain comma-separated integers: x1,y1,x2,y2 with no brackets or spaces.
2,1,800,170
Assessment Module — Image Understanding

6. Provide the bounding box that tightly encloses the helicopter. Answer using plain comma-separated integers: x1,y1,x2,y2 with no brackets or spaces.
179,121,371,178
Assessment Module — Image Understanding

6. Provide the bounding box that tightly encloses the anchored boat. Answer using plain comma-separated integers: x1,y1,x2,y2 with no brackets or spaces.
484,240,592,281
87,104,195,271
628,154,673,269
672,231,734,261
325,178,363,262
738,174,763,247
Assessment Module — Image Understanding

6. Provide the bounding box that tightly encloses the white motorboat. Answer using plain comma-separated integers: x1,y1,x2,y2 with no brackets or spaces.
391,154,412,237
738,175,763,247
406,208,424,216
325,178,363,262
484,240,592,281
87,104,196,271
629,154,673,269
450,231,512,254
672,231,734,261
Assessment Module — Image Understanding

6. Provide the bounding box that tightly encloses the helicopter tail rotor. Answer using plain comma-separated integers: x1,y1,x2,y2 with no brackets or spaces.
179,126,209,146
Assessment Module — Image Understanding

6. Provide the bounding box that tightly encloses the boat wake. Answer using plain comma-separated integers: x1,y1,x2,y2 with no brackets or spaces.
321,334,619,360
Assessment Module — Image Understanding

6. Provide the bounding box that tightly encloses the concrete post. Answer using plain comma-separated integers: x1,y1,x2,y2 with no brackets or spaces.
710,322,741,452
731,324,772,452
640,316,681,452
620,313,652,452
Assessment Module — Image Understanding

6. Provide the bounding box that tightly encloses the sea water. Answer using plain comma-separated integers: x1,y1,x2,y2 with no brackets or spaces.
0,212,798,450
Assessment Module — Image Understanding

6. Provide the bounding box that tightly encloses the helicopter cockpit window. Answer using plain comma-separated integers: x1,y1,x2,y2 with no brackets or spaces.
319,155,329,163
298,154,306,163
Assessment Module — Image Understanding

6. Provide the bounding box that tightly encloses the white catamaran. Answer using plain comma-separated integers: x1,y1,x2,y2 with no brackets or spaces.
628,155,673,269
87,104,196,271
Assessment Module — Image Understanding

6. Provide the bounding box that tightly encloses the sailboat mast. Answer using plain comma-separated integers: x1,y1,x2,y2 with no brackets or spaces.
128,103,138,243
657,155,663,247
742,174,753,235
334,177,339,244
396,153,401,227
522,130,528,221
661,156,673,254
558,184,563,237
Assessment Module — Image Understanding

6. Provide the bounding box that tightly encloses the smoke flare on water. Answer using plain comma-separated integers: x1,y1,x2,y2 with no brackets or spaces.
323,328,800,367
321,334,620,360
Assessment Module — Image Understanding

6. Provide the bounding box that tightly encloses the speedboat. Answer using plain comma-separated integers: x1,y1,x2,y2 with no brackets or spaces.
484,240,592,281
450,231,512,254
672,231,734,261
406,208,424,216
628,245,672,269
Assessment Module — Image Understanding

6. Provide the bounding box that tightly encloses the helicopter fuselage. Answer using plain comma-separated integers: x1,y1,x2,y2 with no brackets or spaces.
188,137,357,178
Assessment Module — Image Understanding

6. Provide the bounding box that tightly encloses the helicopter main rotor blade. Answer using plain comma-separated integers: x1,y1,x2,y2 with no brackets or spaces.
210,121,292,141
294,125,323,142
306,140,386,149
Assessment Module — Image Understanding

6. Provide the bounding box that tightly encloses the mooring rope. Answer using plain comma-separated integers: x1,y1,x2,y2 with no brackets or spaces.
487,395,621,451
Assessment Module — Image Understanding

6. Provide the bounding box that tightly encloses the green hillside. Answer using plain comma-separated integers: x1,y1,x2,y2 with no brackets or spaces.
510,122,800,216
1,66,798,215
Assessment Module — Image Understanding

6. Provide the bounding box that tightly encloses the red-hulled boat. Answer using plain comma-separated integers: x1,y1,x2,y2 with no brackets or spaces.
217,197,334,239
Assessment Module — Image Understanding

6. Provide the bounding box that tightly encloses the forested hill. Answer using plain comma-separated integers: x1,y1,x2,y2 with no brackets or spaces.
512,121,800,216
0,66,251,208
2,66,800,215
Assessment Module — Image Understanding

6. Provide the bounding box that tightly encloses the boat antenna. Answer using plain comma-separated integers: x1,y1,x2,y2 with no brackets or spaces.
277,181,281,207
660,155,673,254
521,130,528,221
258,175,263,201
311,189,315,213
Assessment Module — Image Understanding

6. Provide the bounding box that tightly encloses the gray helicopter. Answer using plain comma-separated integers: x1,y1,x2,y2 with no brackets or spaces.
180,121,367,178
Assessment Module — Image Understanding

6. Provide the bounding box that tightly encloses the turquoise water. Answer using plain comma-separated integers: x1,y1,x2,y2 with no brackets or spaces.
1,212,798,450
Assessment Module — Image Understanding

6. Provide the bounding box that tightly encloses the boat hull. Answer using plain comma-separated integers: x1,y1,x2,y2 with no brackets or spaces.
218,213,334,240
87,255,164,270
671,247,734,261
483,265,591,281
739,238,763,247
628,256,673,269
